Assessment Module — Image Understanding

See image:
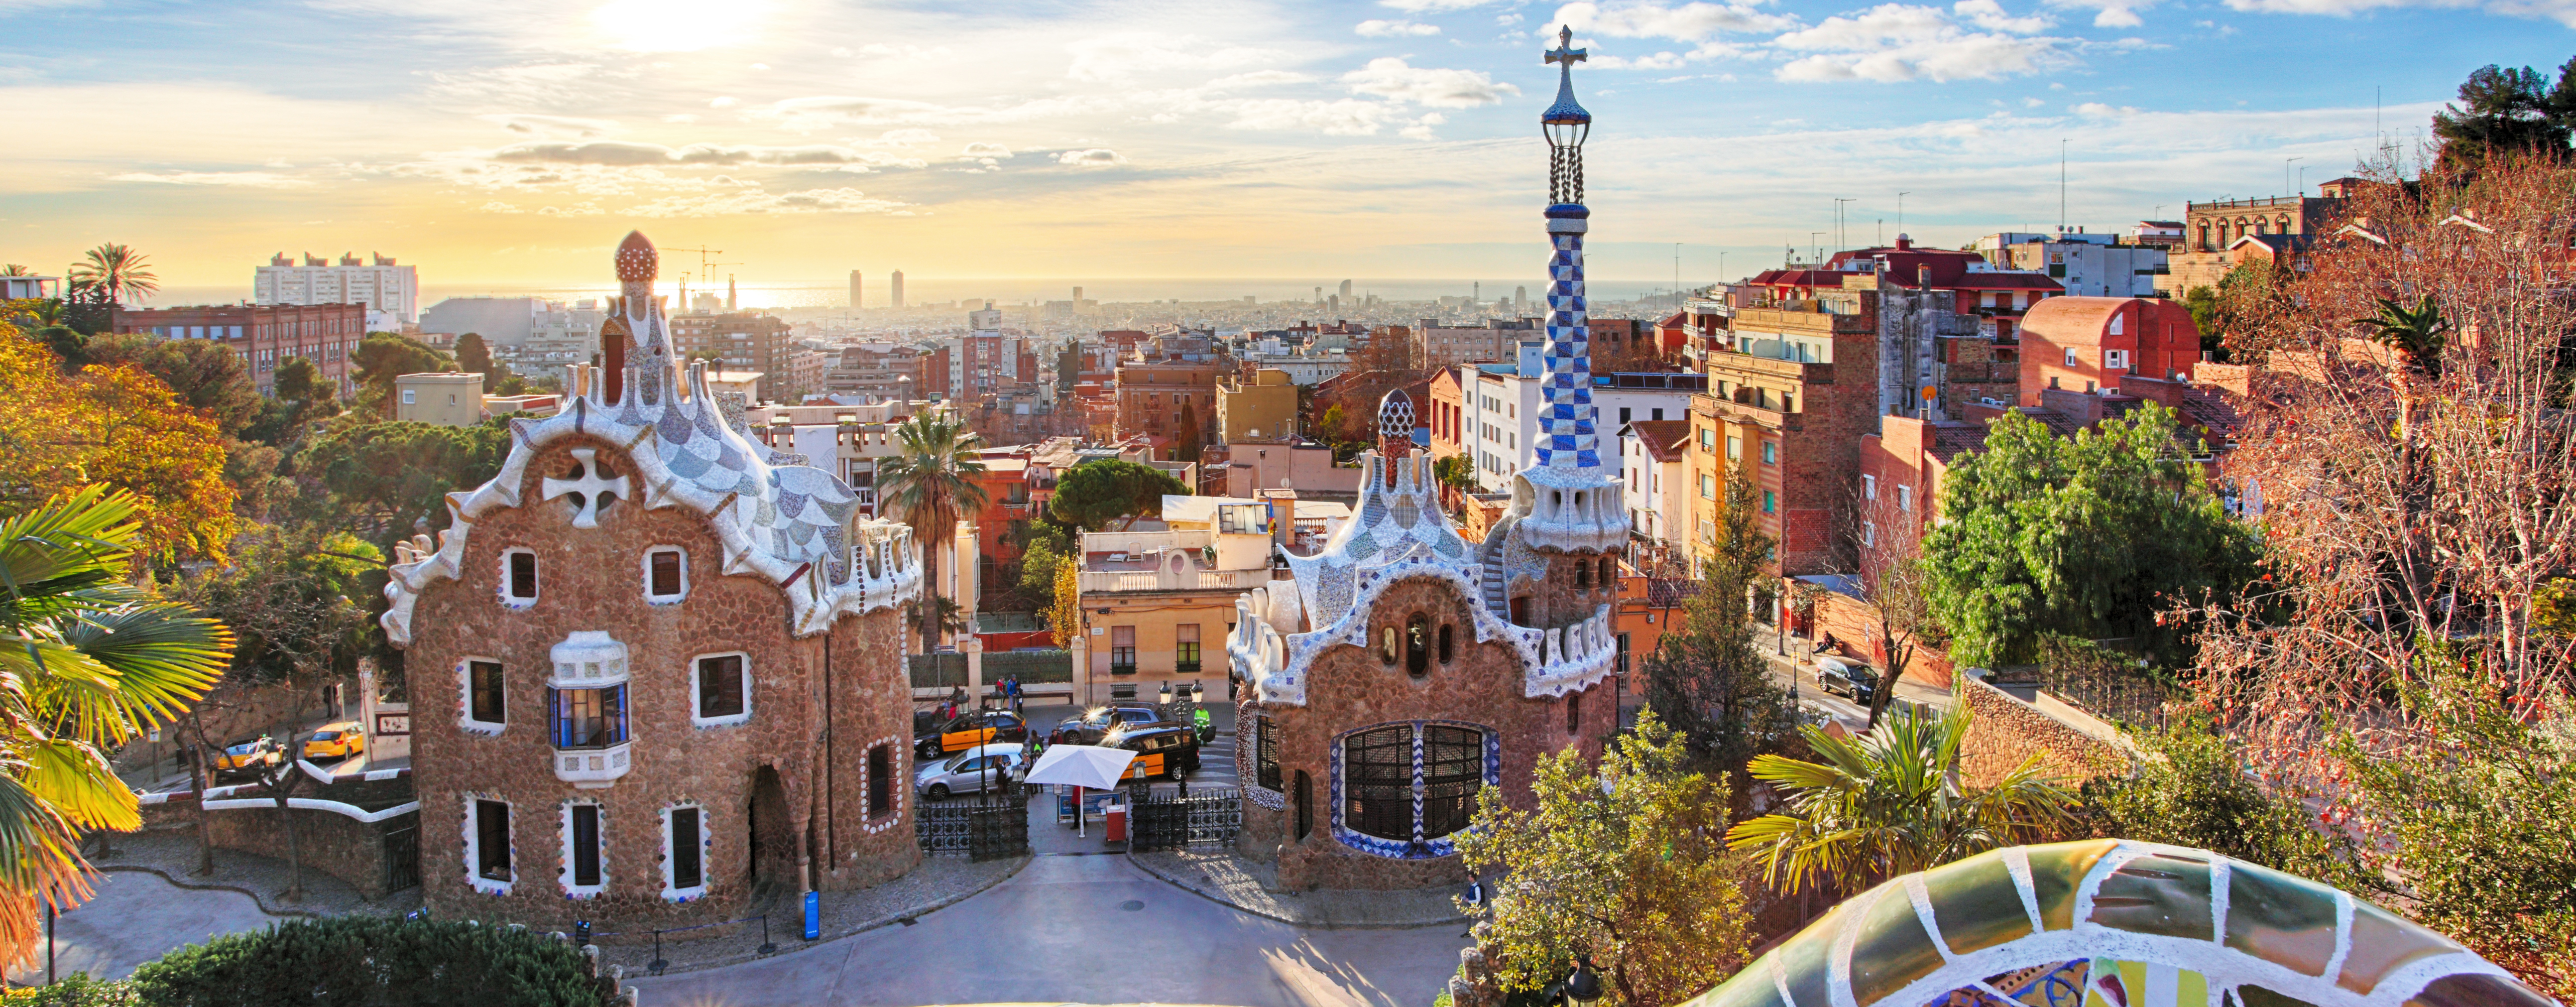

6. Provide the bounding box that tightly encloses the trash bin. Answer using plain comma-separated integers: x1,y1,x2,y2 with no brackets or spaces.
1104,802,1128,843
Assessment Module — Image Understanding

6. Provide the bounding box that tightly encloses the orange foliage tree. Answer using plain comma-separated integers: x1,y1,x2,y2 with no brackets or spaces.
0,316,237,562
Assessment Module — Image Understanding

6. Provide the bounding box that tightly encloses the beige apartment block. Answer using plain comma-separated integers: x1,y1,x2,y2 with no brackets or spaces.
395,371,485,426
1217,368,1299,442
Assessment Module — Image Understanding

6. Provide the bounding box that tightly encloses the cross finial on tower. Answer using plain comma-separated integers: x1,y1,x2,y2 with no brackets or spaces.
1546,26,1586,67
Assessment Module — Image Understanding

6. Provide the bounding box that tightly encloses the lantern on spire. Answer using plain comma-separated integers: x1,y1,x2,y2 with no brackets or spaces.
1542,26,1591,207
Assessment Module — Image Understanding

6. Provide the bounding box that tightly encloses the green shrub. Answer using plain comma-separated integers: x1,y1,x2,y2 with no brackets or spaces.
129,916,602,1007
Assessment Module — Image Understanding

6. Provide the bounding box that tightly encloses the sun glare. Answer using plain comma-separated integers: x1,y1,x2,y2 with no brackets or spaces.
590,0,762,53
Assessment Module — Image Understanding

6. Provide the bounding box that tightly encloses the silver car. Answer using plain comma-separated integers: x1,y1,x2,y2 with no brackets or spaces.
915,743,1022,800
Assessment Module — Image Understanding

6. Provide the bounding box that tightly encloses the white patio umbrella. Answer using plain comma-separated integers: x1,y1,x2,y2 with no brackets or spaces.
1022,744,1137,837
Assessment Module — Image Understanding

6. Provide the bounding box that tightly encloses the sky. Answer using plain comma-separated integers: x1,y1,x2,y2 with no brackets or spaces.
2,0,2569,297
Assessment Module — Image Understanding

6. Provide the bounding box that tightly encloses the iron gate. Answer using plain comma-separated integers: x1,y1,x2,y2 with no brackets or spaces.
381,811,421,893
1129,789,1242,851
915,795,1027,860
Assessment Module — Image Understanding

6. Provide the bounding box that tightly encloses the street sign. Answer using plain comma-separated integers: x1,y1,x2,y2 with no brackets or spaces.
803,890,819,940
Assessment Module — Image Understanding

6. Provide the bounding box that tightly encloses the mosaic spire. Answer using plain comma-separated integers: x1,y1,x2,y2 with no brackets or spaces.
1538,26,1597,471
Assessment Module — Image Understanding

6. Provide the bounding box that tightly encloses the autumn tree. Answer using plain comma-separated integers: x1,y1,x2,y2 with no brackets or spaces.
1842,486,1935,726
1457,711,1761,1007
76,332,263,437
0,329,237,563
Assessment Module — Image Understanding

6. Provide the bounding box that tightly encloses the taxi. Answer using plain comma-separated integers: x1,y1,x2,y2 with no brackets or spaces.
302,722,366,762
1102,723,1201,782
914,710,1028,758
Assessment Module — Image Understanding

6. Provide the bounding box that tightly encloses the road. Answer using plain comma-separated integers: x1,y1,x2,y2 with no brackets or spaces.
1752,633,1955,733
628,853,1468,1007
6,871,279,985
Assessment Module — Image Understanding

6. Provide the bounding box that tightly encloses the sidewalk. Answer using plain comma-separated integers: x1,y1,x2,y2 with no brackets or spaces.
591,854,1031,977
1127,847,1473,929
91,827,417,919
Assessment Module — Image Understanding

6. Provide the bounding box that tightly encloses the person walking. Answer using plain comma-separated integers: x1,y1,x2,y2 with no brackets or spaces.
1006,675,1022,715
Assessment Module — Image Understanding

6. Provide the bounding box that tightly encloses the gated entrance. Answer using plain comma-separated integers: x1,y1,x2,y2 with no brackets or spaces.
1128,788,1242,851
915,793,1028,860
381,811,421,893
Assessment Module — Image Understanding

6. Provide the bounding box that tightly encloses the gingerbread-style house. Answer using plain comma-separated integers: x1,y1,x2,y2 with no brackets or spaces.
381,231,924,933
1227,34,1631,891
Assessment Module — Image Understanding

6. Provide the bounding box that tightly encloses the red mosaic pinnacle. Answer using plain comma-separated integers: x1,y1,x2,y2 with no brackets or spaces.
614,230,657,282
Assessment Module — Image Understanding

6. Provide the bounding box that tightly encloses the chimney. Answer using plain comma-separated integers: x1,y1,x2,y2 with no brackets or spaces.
1917,265,1932,289
1894,233,1913,250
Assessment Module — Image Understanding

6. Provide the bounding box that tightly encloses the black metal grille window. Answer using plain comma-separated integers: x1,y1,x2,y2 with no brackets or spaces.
475,800,511,882
1420,726,1485,840
507,552,538,600
1255,716,1281,791
1344,725,1415,842
569,805,601,887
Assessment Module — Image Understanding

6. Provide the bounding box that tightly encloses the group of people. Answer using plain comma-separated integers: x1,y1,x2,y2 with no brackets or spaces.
935,675,1026,721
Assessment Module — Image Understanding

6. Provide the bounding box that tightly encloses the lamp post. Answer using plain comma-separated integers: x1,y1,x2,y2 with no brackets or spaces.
1562,960,1603,1007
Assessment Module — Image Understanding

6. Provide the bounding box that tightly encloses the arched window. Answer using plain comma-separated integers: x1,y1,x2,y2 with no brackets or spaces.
1437,623,1454,664
1338,723,1493,853
1599,557,1615,587
1404,614,1429,677
1574,561,1591,589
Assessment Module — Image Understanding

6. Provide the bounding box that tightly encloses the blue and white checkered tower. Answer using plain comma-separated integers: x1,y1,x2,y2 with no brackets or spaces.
1538,27,1598,471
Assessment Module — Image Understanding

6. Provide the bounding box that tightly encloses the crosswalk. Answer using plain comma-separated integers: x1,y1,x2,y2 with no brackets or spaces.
1182,730,1238,789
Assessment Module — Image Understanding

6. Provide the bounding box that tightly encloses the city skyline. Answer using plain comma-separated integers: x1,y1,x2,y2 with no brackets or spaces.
4,0,2561,288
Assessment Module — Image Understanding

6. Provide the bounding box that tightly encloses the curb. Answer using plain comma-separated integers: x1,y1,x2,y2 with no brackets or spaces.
98,864,323,920
639,854,1036,977
1126,852,1470,931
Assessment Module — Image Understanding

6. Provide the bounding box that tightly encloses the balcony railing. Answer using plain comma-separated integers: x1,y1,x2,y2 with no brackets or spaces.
555,741,631,789
1079,567,1277,593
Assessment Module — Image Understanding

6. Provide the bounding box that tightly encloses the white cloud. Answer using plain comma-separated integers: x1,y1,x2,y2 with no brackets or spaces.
709,96,739,108
962,142,1013,159
1551,1,1800,40
756,94,1106,131
478,113,621,138
489,141,917,167
1400,111,1449,140
661,113,699,123
2220,0,2576,26
1953,0,2054,32
1357,19,1443,35
2071,101,2139,116
1593,51,1691,69
622,186,906,216
479,201,524,213
1770,3,2075,82
1340,58,1520,107
2041,0,2153,25
870,129,942,146
1219,98,1405,135
1056,148,1126,166
1063,33,1281,84
1381,0,1497,11
108,170,310,188
1205,70,1312,89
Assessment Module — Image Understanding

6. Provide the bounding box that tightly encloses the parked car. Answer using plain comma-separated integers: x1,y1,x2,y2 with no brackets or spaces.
302,722,366,762
916,743,1023,801
1047,705,1173,746
212,736,283,781
1815,656,1879,704
915,710,1027,758
1101,723,1201,782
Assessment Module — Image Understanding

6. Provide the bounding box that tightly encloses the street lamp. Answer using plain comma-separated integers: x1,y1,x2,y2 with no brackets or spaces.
1563,960,1603,1007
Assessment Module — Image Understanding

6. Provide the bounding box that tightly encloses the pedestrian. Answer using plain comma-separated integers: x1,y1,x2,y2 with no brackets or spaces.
1006,675,1022,714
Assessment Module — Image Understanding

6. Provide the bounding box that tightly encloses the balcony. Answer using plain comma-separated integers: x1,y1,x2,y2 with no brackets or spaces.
1079,567,1278,593
555,741,632,789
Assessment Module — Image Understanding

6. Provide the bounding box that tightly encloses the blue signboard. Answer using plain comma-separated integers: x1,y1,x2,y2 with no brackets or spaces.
803,890,820,940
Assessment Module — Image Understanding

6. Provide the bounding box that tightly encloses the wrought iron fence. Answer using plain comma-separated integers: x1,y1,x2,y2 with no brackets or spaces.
1128,788,1242,851
908,652,969,689
915,794,1028,860
983,649,1074,684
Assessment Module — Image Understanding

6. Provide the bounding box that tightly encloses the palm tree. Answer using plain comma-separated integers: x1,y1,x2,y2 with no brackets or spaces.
0,265,30,277
0,486,230,965
2354,295,2449,379
66,244,157,305
875,411,990,651
1725,699,2073,898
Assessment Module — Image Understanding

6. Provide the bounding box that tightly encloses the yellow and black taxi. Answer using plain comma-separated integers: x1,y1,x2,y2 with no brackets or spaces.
1102,723,1201,782
914,709,1028,758
211,736,283,782
301,722,366,762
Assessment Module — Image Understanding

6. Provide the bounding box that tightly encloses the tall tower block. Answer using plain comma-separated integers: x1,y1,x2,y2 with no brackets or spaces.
891,270,906,309
849,270,863,310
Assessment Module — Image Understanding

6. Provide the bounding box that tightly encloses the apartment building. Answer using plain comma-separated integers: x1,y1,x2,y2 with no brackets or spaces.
256,251,417,325
1413,317,1536,368
1741,235,2063,341
111,302,365,397
1114,358,1227,443
1072,495,1286,704
1216,368,1298,442
669,311,792,401
394,371,484,426
1461,347,1705,494
1618,419,1692,558
822,341,936,401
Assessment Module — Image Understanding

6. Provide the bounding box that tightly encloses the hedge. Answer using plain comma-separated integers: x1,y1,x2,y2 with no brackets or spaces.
126,916,603,1007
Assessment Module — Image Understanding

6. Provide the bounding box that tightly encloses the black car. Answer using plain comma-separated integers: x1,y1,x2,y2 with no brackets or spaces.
1047,705,1173,746
1816,656,1879,704
914,710,1028,758
1101,723,1201,781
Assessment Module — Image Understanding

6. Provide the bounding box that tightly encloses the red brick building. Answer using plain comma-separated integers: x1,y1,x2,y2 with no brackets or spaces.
112,302,365,397
1426,367,1466,460
1745,235,2064,340
1230,397,1619,889
2017,296,2201,402
380,233,924,936
1114,359,1226,442
669,311,793,402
